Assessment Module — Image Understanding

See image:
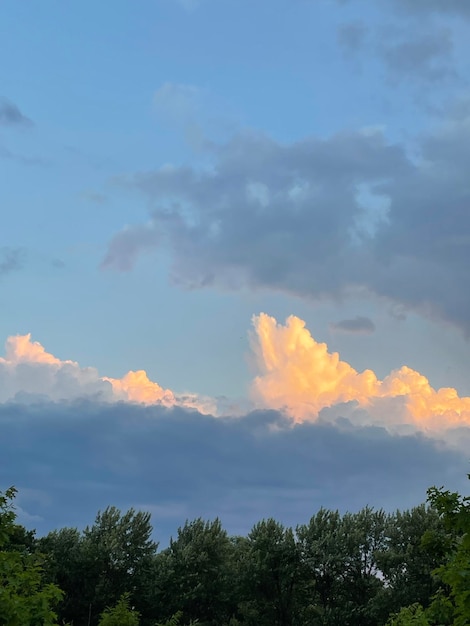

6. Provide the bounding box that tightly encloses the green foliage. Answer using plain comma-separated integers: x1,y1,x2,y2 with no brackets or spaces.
383,475,470,626
38,505,158,625
155,612,184,626
374,505,444,621
156,518,235,625
386,603,430,625
297,506,387,625
426,478,470,625
0,487,63,626
98,592,140,626
237,518,303,626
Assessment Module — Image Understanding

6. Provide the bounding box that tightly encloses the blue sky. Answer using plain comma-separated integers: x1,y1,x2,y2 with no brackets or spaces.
1,0,470,540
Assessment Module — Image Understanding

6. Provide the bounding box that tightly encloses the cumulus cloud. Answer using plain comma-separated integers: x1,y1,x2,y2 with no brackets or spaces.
0,334,212,412
0,97,33,127
1,401,468,541
330,316,376,334
250,313,470,433
1,322,470,539
102,116,470,334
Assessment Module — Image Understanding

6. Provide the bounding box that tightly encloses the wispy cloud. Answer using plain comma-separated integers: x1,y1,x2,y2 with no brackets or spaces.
0,97,33,128
330,316,376,335
379,28,456,83
0,248,24,276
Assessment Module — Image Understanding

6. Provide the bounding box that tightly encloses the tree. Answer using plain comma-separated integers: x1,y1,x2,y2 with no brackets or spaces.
81,506,158,625
236,518,303,626
374,505,444,622
0,487,63,626
297,506,390,625
156,518,235,625
386,603,431,625
426,479,470,625
384,475,470,626
98,592,140,626
38,505,158,625
38,527,88,625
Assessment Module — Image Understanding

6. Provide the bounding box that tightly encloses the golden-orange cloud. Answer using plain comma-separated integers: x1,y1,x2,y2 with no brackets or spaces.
104,371,176,406
0,334,211,413
4,334,64,365
250,313,470,432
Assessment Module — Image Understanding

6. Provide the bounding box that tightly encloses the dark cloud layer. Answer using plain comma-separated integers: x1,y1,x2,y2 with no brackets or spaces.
103,115,470,333
0,401,467,543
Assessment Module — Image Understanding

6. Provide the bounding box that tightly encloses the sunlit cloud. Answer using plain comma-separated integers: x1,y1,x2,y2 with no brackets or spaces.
250,313,470,433
0,334,211,413
3,321,470,436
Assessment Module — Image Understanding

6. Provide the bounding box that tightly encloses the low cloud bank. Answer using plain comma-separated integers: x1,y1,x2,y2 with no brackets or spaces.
1,402,468,542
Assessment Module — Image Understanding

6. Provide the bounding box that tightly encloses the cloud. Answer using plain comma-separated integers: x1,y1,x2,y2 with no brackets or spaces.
379,28,455,83
337,22,368,55
101,222,160,271
0,248,23,276
0,97,33,127
1,400,468,541
154,83,201,124
102,116,470,334
250,313,470,433
153,82,206,149
0,334,212,413
80,190,107,205
330,316,376,334
1,321,469,540
335,0,470,18
393,0,470,17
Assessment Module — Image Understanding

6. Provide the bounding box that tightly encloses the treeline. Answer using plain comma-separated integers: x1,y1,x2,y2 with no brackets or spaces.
0,477,469,626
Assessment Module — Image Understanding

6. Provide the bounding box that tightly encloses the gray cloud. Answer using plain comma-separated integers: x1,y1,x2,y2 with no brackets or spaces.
80,190,107,205
330,315,376,334
379,28,455,83
335,0,470,17
0,98,33,127
0,144,47,166
393,0,470,17
101,223,160,272
0,401,467,542
337,22,368,54
0,248,23,276
103,115,470,334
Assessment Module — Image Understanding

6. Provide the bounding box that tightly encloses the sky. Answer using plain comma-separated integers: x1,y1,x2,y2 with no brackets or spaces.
1,0,470,542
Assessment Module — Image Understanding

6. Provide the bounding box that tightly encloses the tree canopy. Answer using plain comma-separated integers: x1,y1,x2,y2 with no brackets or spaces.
1,474,469,625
